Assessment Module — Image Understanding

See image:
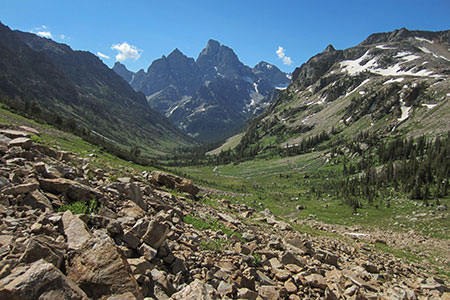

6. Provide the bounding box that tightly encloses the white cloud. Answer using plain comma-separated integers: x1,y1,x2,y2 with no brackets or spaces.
276,46,293,65
36,31,52,38
97,52,110,59
31,25,52,39
111,42,142,62
60,34,66,40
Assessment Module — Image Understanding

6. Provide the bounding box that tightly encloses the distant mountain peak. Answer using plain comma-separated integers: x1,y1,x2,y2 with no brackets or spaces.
168,48,185,58
113,38,290,142
322,44,336,53
112,61,133,83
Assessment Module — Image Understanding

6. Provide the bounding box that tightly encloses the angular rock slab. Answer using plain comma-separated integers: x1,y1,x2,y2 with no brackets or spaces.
66,231,143,300
141,219,169,250
171,279,217,300
62,210,91,250
0,259,88,300
39,177,101,201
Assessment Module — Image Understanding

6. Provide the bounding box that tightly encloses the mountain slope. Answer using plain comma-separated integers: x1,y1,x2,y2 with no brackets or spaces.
0,21,195,155
237,28,450,151
114,40,290,142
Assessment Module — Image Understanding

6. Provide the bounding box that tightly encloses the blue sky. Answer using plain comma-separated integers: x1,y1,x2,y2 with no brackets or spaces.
1,0,449,73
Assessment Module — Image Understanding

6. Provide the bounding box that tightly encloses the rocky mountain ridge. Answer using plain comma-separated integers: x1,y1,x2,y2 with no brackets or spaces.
0,21,194,155
0,123,448,299
113,40,290,142
238,28,450,150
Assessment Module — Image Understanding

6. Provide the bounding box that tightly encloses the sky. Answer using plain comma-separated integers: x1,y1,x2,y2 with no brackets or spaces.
1,0,449,73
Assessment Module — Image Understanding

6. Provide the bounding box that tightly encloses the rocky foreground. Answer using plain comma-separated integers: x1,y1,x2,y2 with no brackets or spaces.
0,124,448,300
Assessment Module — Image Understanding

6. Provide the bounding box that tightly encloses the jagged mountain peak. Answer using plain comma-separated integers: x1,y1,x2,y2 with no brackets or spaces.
112,62,133,83
322,44,336,53
168,47,185,58
113,38,290,142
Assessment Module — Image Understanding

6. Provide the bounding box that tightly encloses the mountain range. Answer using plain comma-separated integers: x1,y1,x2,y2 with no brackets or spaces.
0,21,194,156
113,40,290,142
234,28,450,153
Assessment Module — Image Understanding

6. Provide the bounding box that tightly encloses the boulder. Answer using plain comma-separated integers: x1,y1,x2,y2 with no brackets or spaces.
8,137,32,149
0,129,30,139
237,288,258,300
258,285,280,300
67,231,143,300
19,236,65,268
39,178,101,201
121,230,141,249
150,171,199,196
23,190,53,211
0,259,88,300
281,252,306,267
171,279,217,300
62,210,91,250
151,269,176,296
305,274,328,290
2,182,38,195
315,249,339,267
217,281,236,297
127,257,152,275
141,219,169,249
138,243,157,261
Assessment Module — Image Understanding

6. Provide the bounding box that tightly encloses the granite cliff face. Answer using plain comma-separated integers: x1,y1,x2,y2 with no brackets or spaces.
114,40,290,142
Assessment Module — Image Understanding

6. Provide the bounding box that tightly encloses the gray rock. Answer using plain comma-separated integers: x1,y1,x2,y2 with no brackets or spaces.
121,230,141,249
127,257,152,275
131,218,149,239
171,279,216,300
62,210,91,250
141,220,169,249
138,243,157,261
23,190,53,211
281,252,306,267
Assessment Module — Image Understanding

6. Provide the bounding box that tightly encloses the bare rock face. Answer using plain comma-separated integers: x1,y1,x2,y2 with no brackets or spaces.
0,259,88,300
66,231,143,300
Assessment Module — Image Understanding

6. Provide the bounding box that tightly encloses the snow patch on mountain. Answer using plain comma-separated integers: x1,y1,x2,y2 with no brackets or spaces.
376,45,396,50
415,37,434,44
398,100,411,122
340,50,436,77
384,77,405,85
346,79,371,97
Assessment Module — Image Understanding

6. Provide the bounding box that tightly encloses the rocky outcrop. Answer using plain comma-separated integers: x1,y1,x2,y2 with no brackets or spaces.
0,124,447,299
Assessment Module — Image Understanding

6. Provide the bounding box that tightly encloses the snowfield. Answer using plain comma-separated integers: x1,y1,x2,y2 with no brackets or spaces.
340,50,437,77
